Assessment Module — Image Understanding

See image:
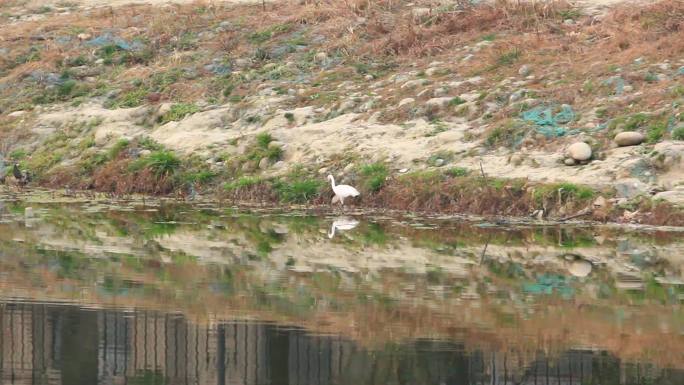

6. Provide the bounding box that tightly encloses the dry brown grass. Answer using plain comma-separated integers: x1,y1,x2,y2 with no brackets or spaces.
91,158,175,195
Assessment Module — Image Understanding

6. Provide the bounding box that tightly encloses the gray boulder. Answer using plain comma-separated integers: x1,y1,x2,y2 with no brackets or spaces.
614,131,645,147
567,142,592,161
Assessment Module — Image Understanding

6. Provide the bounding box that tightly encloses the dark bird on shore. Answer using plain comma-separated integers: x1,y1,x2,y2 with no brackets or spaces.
12,164,22,180
12,164,30,186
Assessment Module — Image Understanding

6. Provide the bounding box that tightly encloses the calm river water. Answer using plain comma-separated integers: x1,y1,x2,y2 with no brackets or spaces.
0,193,683,384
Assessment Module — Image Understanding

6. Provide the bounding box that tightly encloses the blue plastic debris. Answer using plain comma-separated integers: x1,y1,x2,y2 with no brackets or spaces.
204,59,231,75
85,32,142,51
523,274,574,298
603,76,625,95
521,104,575,138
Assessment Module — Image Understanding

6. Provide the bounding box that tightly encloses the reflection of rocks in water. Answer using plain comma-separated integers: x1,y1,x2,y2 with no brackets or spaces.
563,254,593,277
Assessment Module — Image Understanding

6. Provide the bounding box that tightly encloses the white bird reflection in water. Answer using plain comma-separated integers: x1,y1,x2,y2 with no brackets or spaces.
328,217,360,239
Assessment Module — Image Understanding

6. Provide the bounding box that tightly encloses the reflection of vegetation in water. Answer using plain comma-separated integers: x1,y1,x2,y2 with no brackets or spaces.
2,199,684,341
129,370,166,385
145,221,179,238
361,222,388,246
559,229,597,248
485,260,526,281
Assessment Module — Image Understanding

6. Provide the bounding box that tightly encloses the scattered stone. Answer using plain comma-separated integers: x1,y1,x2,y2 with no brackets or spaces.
518,65,531,77
509,89,526,103
398,98,415,107
314,52,328,62
433,158,445,167
593,196,607,208
77,33,91,41
634,57,645,65
399,168,409,173
563,19,575,25
425,97,453,109
233,58,252,68
567,142,592,161
338,100,356,112
510,154,523,166
567,259,592,278
433,87,448,97
653,190,684,206
614,131,645,147
614,178,650,199
564,158,576,166
425,67,446,76
364,74,374,81
462,54,474,62
242,160,257,172
392,74,410,84
8,110,26,117
411,7,431,19
401,79,429,89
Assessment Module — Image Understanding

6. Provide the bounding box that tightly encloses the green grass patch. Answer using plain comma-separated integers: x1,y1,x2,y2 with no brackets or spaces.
274,178,323,203
533,182,595,204
449,97,466,106
225,176,262,191
111,88,148,108
256,132,273,148
10,148,27,161
673,126,684,140
359,162,388,192
485,119,526,148
446,167,469,177
243,132,282,163
130,150,181,176
646,122,667,143
183,170,216,184
495,49,521,67
248,23,293,44
107,138,130,160
159,103,199,124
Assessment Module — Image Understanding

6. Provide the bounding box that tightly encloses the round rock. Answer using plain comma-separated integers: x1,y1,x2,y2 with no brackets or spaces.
567,259,592,277
564,158,576,166
567,142,592,161
614,131,645,147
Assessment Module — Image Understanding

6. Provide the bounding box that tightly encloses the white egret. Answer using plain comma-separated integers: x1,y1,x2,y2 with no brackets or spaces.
328,217,360,239
327,175,360,206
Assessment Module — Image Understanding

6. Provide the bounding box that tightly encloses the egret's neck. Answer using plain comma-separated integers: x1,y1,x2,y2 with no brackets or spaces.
328,224,335,238
329,176,336,189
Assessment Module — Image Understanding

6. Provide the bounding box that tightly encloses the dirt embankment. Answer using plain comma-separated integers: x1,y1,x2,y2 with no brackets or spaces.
1,0,683,224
